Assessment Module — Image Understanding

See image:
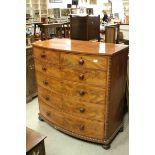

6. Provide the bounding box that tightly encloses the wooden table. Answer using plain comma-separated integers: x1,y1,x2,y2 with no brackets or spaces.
26,127,46,155
40,22,70,40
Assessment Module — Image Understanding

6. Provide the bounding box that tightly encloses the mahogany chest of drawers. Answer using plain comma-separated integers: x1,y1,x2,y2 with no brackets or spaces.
32,38,129,149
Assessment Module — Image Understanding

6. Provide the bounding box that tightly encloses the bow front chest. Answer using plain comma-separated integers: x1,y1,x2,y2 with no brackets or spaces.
32,38,128,149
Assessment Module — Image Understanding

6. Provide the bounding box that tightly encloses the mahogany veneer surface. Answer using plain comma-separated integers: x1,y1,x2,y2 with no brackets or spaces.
32,38,129,147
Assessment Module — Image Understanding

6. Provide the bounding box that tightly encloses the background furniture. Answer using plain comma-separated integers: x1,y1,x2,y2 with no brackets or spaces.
32,38,129,149
70,15,100,41
26,46,37,103
105,25,119,43
26,127,46,155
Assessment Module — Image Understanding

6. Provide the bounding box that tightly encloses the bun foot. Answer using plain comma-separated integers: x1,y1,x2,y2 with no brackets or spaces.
38,116,44,121
102,144,111,150
119,126,124,132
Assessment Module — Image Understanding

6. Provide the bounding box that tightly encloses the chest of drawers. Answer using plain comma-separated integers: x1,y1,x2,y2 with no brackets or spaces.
32,39,129,149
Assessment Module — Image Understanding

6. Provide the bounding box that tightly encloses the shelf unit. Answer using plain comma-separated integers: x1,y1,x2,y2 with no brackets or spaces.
26,0,48,22
103,2,112,16
123,0,129,16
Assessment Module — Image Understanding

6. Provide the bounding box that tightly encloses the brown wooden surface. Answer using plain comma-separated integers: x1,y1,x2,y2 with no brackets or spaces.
106,49,128,139
39,102,104,140
70,15,100,41
105,26,116,43
33,39,129,147
61,53,108,70
26,46,37,103
32,38,128,55
26,127,46,153
61,67,107,87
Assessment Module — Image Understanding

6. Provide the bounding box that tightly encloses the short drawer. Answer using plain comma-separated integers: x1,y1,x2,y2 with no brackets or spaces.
33,47,60,65
35,71,62,94
38,85,62,110
61,67,107,87
62,98,104,122
62,81,106,105
61,53,108,70
62,112,104,140
35,59,61,79
39,102,64,128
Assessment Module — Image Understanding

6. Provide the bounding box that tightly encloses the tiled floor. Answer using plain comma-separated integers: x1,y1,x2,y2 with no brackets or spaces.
26,98,129,155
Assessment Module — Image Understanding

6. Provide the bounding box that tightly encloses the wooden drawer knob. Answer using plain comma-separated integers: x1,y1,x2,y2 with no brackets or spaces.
46,112,50,116
79,90,85,96
79,58,84,65
42,67,47,71
43,80,48,85
79,74,84,80
45,96,50,101
79,124,85,130
79,107,85,113
41,54,46,58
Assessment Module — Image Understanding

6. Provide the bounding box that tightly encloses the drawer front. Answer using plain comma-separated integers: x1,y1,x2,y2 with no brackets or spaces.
61,53,108,70
61,67,107,87
35,59,61,79
62,81,106,105
39,102,64,128
38,85,62,110
40,102,104,140
62,112,104,140
62,98,104,122
33,47,60,65
35,71,62,94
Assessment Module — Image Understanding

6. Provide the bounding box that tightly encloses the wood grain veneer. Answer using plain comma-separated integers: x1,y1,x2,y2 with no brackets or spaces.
32,38,129,149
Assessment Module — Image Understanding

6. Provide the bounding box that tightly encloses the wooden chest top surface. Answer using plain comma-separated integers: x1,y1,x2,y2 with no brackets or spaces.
26,127,46,153
32,38,128,55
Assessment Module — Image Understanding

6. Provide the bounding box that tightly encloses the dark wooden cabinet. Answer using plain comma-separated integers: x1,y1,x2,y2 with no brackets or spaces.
26,127,46,155
26,46,37,103
70,15,100,41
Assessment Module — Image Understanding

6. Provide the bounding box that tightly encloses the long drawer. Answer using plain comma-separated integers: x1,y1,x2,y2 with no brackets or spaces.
35,71,62,94
38,85,62,111
34,59,61,79
33,47,60,65
62,98,104,122
60,53,108,70
61,67,107,87
62,80,106,105
39,102,104,140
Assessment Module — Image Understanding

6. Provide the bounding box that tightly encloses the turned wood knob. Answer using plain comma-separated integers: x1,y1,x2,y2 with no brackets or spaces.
79,90,85,96
41,54,46,58
79,124,85,130
79,107,85,113
42,67,47,71
46,112,50,116
45,96,49,101
43,80,48,85
79,58,84,65
79,74,84,80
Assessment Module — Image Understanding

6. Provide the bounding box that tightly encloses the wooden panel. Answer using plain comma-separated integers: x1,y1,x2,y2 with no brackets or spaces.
38,85,62,111
62,98,105,122
33,47,60,65
61,53,108,70
40,102,104,140
35,71,62,94
34,59,61,79
106,49,128,138
105,26,116,43
62,81,106,105
61,67,107,87
62,111,104,140
39,102,64,128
